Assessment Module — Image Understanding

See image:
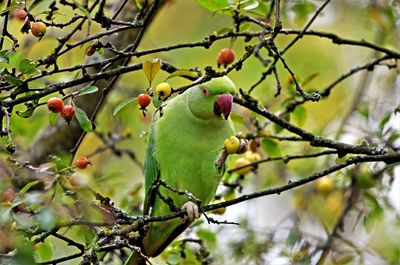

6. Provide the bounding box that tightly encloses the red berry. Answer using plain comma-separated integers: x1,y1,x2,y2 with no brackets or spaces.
61,105,75,123
217,48,235,68
86,46,96,56
75,156,91,169
138,93,152,109
31,21,46,38
13,9,27,21
47,97,64,113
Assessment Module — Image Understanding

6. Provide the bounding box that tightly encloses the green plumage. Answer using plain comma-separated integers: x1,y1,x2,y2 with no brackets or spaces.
127,77,236,264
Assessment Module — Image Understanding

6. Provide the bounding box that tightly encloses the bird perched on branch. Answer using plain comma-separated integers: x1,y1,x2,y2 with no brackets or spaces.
126,76,236,265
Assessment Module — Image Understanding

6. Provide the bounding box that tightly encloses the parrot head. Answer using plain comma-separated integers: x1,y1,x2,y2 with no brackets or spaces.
188,76,236,120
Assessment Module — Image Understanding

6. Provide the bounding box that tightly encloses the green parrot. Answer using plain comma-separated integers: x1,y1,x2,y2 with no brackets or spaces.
127,76,236,265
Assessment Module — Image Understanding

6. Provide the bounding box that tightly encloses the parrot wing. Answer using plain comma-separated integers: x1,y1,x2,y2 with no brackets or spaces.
143,123,160,215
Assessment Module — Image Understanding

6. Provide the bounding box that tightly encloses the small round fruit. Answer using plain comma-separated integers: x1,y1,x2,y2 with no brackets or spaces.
224,136,240,154
61,105,75,123
2,188,15,203
13,8,27,21
86,46,96,56
47,97,64,113
75,156,91,169
244,151,261,163
31,21,46,38
326,191,343,213
211,199,226,215
155,82,172,100
217,48,235,68
292,194,307,211
356,172,374,189
138,93,152,109
315,177,334,194
69,173,82,188
249,139,260,152
232,157,252,175
222,189,236,201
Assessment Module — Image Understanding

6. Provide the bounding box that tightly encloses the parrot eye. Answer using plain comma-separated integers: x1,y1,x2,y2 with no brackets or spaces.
202,88,209,96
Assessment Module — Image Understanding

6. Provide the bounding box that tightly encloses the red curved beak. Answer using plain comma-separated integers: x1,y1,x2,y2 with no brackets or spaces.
214,94,233,120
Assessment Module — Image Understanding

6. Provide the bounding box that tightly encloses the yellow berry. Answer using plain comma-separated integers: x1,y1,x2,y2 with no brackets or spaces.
222,189,236,201
244,151,261,162
292,194,307,211
315,177,334,194
232,157,253,175
155,82,172,100
326,191,343,213
211,199,226,215
224,136,240,154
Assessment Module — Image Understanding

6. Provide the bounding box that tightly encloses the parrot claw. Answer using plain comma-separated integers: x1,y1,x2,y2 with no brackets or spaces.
181,201,200,223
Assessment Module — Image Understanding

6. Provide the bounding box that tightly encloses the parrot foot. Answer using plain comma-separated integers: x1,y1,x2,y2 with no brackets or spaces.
181,201,200,223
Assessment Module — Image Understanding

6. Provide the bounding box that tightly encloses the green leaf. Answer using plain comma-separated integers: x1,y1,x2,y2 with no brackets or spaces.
82,227,96,245
1,207,12,223
166,69,199,80
166,253,181,265
79,85,98,96
16,107,35,118
97,47,104,56
196,228,216,245
261,138,281,157
240,0,259,11
378,113,391,133
4,75,23,85
75,107,93,132
0,49,14,63
0,5,19,16
335,255,355,264
13,237,36,264
36,241,53,261
19,59,36,74
239,23,250,32
247,2,270,16
196,0,230,12
301,73,319,86
292,105,307,127
28,0,46,11
152,94,163,108
364,192,381,209
358,103,369,118
292,1,316,22
19,180,40,195
143,59,161,85
363,205,383,232
49,112,58,125
273,113,290,134
113,97,137,115
286,226,301,247
216,27,231,35
74,1,91,21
